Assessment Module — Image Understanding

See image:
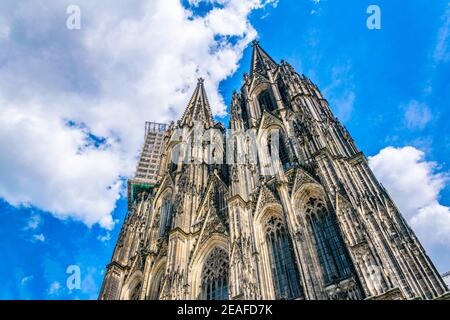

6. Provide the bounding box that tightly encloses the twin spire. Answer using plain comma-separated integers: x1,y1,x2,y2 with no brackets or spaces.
180,41,277,127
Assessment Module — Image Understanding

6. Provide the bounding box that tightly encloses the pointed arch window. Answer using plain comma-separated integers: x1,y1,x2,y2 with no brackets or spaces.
201,247,229,300
306,198,352,284
276,78,289,106
267,130,292,171
240,99,250,127
279,134,292,170
213,188,226,215
155,275,164,299
258,90,276,112
130,282,142,300
265,215,303,299
169,162,178,173
148,267,165,300
159,199,172,236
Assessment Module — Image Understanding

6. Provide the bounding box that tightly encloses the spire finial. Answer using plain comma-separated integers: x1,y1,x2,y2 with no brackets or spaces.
179,78,214,128
249,40,277,75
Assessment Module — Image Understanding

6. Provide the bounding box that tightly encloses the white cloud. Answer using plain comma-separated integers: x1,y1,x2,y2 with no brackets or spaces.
33,233,46,243
410,202,450,245
310,0,323,16
97,232,111,243
20,275,34,285
404,100,432,130
433,3,450,64
48,281,61,296
369,146,450,246
24,214,41,230
0,0,273,229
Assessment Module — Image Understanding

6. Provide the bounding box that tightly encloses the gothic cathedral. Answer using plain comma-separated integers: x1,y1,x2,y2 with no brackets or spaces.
99,42,449,300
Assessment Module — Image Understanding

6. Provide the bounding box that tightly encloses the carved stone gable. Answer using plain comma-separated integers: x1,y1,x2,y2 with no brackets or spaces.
291,168,319,197
253,183,280,213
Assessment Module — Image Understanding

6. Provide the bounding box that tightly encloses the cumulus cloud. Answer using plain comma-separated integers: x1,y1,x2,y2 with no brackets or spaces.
369,146,450,246
0,0,273,229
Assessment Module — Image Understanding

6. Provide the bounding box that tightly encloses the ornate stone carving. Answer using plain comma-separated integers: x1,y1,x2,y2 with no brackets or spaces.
100,42,448,302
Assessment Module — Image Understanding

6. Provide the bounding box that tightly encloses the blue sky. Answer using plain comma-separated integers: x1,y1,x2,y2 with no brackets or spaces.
0,0,449,299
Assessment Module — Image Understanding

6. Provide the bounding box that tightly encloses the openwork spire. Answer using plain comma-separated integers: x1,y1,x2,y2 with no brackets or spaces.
180,78,214,128
250,40,278,75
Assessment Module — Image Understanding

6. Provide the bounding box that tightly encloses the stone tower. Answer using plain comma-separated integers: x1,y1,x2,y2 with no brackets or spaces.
99,42,449,300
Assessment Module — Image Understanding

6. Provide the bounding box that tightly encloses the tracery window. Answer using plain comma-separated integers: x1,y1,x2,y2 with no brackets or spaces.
305,198,352,285
258,90,276,112
201,247,229,300
265,215,303,300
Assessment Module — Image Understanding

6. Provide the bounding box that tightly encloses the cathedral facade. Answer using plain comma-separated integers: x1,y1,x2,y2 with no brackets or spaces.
99,42,449,300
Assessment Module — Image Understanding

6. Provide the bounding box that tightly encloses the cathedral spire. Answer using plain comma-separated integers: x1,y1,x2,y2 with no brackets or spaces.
101,42,449,302
180,78,214,128
250,40,277,75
